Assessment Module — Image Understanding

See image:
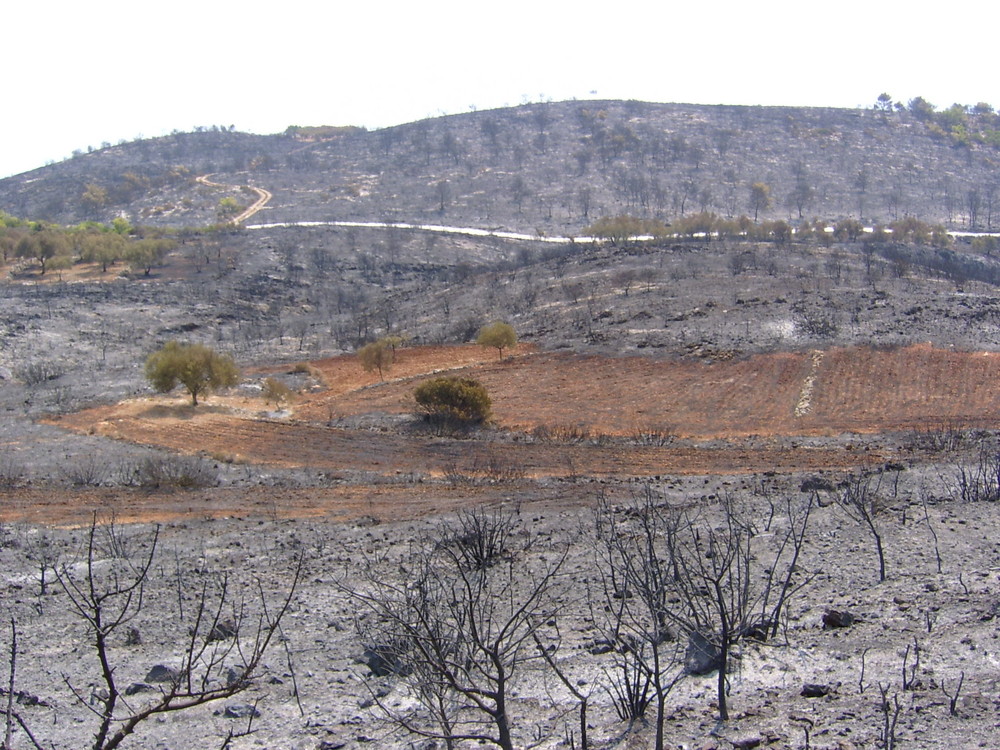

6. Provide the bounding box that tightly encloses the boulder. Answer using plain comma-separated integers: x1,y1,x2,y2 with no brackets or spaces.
361,645,407,677
144,665,180,683
801,682,832,697
685,631,723,676
822,609,857,629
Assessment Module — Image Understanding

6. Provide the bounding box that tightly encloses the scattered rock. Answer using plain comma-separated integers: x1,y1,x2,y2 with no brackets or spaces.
226,666,245,686
209,619,238,641
0,688,49,708
586,638,614,655
144,664,180,683
124,682,156,696
800,476,835,493
823,609,858,629
223,703,260,719
801,683,833,697
361,645,407,677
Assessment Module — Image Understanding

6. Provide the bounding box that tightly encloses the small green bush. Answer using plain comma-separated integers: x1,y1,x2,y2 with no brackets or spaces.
414,377,491,426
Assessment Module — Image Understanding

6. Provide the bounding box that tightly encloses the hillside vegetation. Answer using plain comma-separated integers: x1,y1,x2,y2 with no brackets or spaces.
3,98,1000,233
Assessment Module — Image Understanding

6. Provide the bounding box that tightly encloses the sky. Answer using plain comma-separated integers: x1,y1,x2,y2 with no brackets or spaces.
2,0,998,179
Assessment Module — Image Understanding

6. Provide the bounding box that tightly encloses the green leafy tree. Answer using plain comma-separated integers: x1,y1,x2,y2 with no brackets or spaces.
126,238,174,275
80,183,109,213
79,232,126,272
217,196,243,220
834,218,864,242
0,227,24,264
476,322,517,360
414,376,491,426
145,341,239,406
47,253,74,280
585,215,669,244
357,339,394,380
908,96,936,121
111,217,133,235
262,376,293,407
15,230,71,275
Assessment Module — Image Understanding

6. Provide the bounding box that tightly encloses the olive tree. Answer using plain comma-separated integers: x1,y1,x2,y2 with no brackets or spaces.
144,341,239,406
15,230,71,275
357,339,394,380
476,322,517,361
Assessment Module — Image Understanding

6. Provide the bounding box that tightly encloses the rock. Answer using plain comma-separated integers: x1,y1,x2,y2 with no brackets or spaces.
209,620,238,641
124,682,156,696
223,703,260,719
732,737,763,749
226,666,245,686
361,645,407,677
587,638,614,655
801,682,832,697
144,665,180,683
823,609,857,629
685,631,723,676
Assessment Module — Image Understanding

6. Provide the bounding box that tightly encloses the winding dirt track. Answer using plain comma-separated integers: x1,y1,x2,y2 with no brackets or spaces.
196,174,271,224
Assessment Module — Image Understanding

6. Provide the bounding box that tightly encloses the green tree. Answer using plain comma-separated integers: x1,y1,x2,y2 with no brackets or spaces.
79,232,126,272
358,339,394,380
15,230,71,275
217,197,243,221
0,228,24,264
414,376,491,426
262,376,293,407
748,182,771,222
126,238,174,275
80,183,109,213
48,253,73,280
908,96,936,121
111,217,133,235
585,215,669,244
144,341,239,406
476,322,517,360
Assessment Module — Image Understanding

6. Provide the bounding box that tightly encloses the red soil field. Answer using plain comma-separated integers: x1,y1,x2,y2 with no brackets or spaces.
47,343,1000,486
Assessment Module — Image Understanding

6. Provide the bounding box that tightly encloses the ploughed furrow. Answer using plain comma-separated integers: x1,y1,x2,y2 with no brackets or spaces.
93,410,881,477
802,345,1000,432
47,344,1000,483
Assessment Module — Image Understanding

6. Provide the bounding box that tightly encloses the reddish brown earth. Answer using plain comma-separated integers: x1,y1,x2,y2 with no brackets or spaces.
36,343,1000,528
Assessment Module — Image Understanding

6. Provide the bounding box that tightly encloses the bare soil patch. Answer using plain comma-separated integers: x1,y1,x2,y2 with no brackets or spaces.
42,344,1000,495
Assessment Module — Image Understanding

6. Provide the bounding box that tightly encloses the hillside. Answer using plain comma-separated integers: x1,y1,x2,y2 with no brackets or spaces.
5,100,1000,750
3,100,1000,232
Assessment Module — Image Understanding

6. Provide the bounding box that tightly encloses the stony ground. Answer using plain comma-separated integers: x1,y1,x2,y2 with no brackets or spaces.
3,460,1000,749
3,335,1000,749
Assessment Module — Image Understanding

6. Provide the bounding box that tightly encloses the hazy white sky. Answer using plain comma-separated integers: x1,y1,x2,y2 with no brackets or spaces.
2,0,997,179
